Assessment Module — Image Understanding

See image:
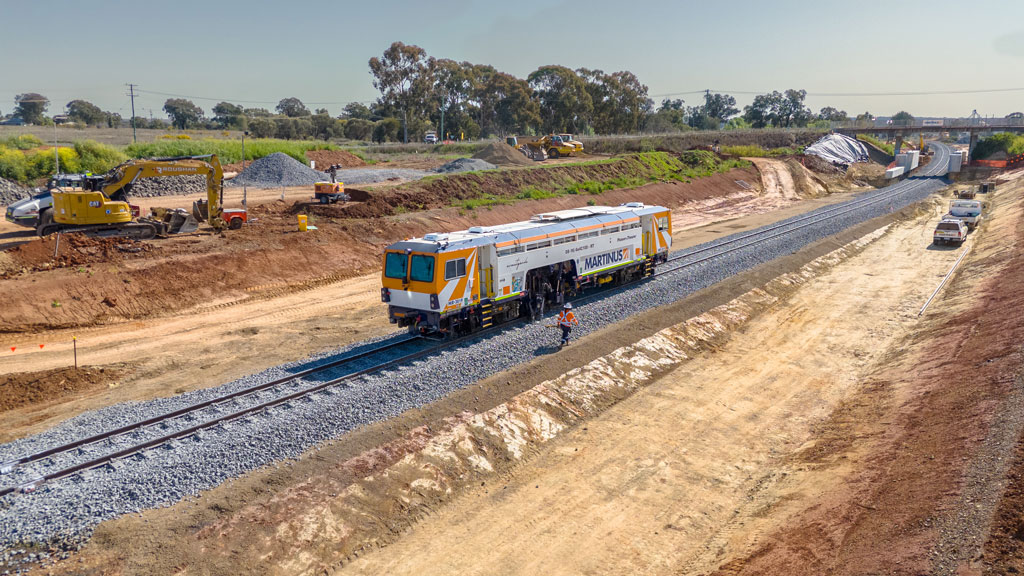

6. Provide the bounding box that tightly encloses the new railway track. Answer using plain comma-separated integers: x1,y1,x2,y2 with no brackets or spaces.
0,144,951,497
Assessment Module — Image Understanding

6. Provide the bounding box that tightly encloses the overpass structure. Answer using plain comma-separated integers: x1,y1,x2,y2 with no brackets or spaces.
834,118,1024,161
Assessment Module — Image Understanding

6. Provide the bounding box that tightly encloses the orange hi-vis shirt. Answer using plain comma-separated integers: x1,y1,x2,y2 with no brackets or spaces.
557,310,578,327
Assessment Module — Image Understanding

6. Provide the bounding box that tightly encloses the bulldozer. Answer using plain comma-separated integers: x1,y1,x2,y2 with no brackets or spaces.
40,154,245,239
520,134,582,161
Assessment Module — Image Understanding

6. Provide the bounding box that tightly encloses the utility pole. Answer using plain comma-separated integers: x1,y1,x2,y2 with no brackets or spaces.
126,83,138,143
403,108,408,144
440,104,445,143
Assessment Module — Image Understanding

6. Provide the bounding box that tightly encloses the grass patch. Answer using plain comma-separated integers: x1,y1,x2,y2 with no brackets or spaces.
124,138,338,164
459,194,516,210
720,144,803,157
856,134,895,155
0,139,128,183
516,186,559,200
447,151,749,210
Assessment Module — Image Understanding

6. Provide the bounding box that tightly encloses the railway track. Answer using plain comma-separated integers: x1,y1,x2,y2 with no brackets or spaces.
0,144,951,498
0,335,430,496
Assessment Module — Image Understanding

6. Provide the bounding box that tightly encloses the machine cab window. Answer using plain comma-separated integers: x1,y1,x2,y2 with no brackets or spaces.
658,216,669,231
409,254,435,282
384,252,408,280
445,258,466,280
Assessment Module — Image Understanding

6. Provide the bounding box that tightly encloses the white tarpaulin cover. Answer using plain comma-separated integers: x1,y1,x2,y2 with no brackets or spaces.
804,133,870,165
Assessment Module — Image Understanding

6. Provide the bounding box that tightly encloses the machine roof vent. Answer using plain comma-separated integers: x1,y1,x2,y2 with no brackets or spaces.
468,226,486,233
623,202,644,208
423,233,445,242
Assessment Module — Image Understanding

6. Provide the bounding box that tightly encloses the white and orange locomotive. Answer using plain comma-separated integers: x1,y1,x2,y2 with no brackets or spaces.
381,203,672,336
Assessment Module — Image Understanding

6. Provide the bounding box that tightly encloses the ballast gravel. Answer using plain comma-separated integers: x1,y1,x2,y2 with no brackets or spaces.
435,158,497,173
225,152,429,188
0,146,952,559
0,177,31,205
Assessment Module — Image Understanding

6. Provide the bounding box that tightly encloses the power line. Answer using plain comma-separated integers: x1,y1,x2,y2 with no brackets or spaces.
650,86,1024,99
135,88,375,107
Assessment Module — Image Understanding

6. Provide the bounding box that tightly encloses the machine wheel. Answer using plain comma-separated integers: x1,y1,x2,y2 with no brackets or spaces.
548,148,560,159
319,196,329,204
228,217,243,230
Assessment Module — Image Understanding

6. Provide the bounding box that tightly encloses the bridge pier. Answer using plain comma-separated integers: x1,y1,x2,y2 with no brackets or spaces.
968,131,978,165
894,134,903,155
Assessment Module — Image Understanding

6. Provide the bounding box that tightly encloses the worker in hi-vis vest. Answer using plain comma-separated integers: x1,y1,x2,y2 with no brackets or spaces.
556,302,579,346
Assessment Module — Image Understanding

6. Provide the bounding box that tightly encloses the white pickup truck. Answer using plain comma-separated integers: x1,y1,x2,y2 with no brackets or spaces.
933,218,968,245
947,199,983,230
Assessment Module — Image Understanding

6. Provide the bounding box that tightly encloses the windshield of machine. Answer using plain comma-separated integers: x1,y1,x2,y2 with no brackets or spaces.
384,252,408,279
410,254,435,283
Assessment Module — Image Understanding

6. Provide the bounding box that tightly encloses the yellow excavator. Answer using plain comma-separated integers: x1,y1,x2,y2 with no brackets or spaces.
39,154,245,239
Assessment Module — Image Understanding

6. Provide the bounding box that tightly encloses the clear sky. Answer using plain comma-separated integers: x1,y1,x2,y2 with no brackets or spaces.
3,0,1024,120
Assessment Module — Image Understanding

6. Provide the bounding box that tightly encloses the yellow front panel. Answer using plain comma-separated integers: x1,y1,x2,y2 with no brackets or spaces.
438,248,479,312
52,192,132,225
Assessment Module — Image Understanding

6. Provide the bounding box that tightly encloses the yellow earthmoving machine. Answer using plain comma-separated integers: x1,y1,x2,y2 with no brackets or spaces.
521,134,580,161
557,134,585,154
40,154,245,238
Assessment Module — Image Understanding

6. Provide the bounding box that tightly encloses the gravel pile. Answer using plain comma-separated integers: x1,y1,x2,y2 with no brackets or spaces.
0,177,31,205
227,152,329,188
0,146,952,559
129,175,208,197
435,158,497,174
473,142,532,166
226,152,429,188
328,167,430,186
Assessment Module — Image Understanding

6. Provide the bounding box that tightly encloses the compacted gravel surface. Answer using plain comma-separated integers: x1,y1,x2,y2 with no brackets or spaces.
0,146,951,558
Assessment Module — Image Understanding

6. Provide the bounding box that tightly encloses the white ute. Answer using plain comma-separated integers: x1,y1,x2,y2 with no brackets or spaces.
933,218,968,245
947,199,983,230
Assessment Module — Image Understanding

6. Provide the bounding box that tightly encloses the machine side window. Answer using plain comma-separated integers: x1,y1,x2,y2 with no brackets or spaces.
384,252,408,279
409,254,435,283
658,216,669,231
445,258,466,280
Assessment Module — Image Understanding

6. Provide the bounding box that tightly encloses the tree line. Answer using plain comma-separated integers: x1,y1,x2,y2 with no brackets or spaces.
6,42,914,142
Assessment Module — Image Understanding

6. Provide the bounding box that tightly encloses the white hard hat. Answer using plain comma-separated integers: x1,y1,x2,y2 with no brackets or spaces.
564,302,572,309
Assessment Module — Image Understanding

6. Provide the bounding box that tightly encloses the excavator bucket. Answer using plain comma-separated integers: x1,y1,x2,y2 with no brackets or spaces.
149,207,199,234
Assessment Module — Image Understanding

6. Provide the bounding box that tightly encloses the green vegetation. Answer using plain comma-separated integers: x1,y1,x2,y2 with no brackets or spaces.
516,186,559,200
458,194,516,210
971,132,1024,160
856,134,894,155
1,134,44,150
720,145,802,157
125,138,337,164
0,133,345,183
0,139,128,183
453,151,747,209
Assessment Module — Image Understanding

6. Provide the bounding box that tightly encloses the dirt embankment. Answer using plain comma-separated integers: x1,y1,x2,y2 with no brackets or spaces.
703,184,1024,575
333,151,741,216
585,129,826,155
0,365,130,413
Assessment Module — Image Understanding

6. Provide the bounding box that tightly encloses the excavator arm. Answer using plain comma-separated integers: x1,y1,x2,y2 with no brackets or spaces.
101,155,227,228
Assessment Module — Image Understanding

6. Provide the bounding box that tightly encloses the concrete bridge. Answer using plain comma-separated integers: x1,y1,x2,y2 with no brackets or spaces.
834,118,1024,159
